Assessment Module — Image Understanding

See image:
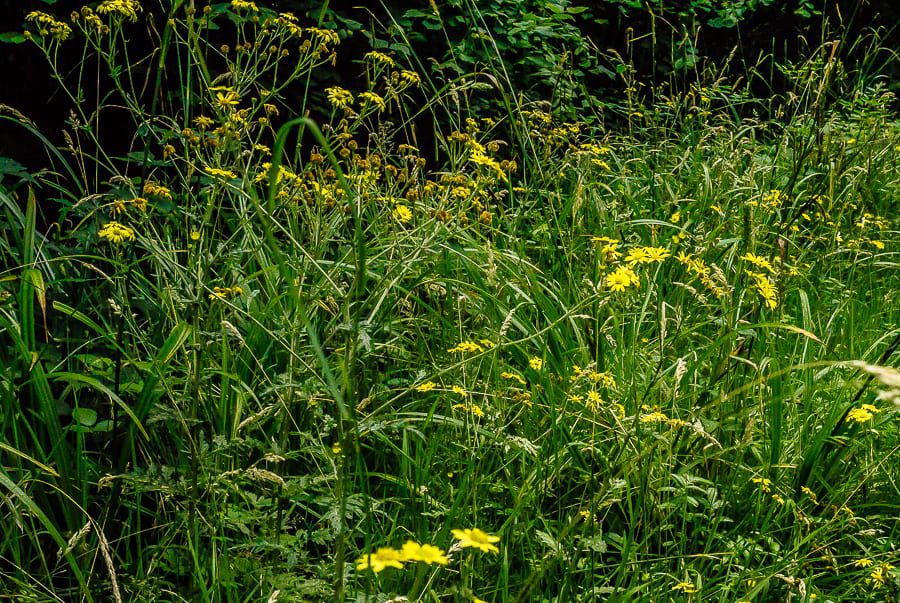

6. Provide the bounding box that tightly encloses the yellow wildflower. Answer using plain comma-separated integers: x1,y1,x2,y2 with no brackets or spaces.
846,405,876,423
25,11,72,40
360,91,386,112
364,50,395,67
751,477,772,493
213,88,240,110
230,0,259,11
415,381,437,393
671,581,698,594
96,0,142,22
501,372,526,386
529,357,543,370
451,528,500,553
399,541,448,565
326,87,354,109
393,204,412,223
205,167,238,180
97,221,135,244
741,252,775,274
448,341,483,354
355,547,405,573
194,115,215,129
606,266,640,292
399,70,421,86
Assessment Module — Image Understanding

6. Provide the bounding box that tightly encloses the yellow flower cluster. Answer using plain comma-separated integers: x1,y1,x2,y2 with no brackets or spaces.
676,252,727,298
592,236,620,264
98,221,136,244
751,476,772,492
749,188,787,212
741,252,775,274
76,7,107,34
414,381,437,392
355,540,448,573
625,246,670,265
97,0,143,22
747,271,778,309
209,286,243,301
360,91,386,112
205,167,238,180
448,340,493,354
868,562,896,588
606,265,640,292
143,181,172,201
230,0,259,12
364,50,395,67
671,581,698,594
25,11,72,41
845,403,878,424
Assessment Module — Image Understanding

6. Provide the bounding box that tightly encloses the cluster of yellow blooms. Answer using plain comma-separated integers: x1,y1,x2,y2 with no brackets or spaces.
97,221,136,244
746,271,778,309
208,286,243,301
448,339,494,354
845,403,879,424
25,11,72,41
97,0,142,22
355,528,499,573
143,181,173,202
675,252,728,298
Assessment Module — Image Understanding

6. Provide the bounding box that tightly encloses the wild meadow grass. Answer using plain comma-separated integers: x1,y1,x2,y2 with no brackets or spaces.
1,1,898,601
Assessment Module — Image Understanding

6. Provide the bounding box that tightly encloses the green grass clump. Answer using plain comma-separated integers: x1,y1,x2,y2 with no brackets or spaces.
1,2,898,601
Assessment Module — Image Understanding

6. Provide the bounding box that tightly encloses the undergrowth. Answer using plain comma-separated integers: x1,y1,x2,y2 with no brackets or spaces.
0,1,898,602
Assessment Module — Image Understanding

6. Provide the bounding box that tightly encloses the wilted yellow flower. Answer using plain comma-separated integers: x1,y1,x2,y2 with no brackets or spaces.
451,528,500,553
399,70,421,86
364,50,395,67
194,115,215,129
230,0,259,11
360,91,386,112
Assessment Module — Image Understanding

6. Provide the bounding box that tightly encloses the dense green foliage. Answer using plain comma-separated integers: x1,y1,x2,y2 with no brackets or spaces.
1,1,898,602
